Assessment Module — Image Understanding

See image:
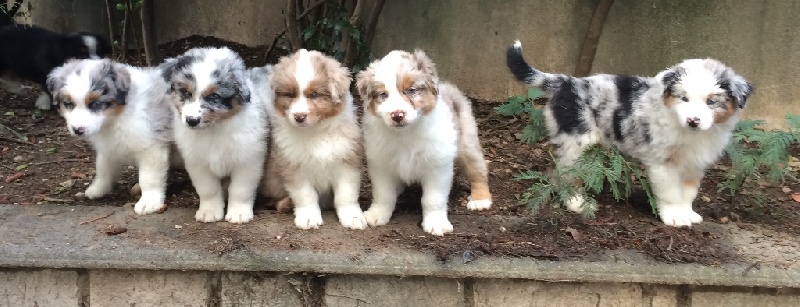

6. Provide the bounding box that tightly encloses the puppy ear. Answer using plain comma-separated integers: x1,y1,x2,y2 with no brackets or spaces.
660,67,685,97
355,67,373,101
412,49,439,95
234,69,251,103
731,76,754,109
110,63,131,104
328,64,352,105
46,68,65,106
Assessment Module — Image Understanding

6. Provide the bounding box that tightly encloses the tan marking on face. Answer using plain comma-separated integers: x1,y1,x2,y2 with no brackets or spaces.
201,86,244,124
663,95,679,107
172,82,194,113
713,97,737,124
304,79,343,120
271,50,350,123
398,73,437,115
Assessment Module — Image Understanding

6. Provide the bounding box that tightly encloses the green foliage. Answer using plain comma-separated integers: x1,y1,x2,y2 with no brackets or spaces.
494,88,547,144
718,115,800,202
514,146,655,217
298,3,373,72
496,90,656,217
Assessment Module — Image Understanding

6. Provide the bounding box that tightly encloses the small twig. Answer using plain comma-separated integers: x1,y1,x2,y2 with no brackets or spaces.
0,122,33,144
285,0,302,49
296,0,334,20
79,211,115,225
666,236,674,251
4,171,33,183
265,29,287,63
43,197,74,203
742,261,761,277
0,136,33,145
32,159,92,166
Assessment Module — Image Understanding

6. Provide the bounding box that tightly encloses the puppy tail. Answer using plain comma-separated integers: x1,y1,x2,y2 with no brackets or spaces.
506,41,564,95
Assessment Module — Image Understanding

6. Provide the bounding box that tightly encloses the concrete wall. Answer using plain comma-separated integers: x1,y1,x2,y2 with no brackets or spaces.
25,0,800,125
3,269,799,306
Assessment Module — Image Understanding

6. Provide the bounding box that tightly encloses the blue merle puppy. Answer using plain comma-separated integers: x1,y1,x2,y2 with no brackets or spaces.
506,41,753,227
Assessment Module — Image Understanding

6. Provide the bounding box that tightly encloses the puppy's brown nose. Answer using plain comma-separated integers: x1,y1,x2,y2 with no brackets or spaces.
294,113,308,123
390,111,406,123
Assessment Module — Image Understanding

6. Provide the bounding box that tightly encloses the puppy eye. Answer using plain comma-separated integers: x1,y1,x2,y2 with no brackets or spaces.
706,98,716,106
207,93,221,101
62,100,75,109
179,88,191,99
377,92,388,99
277,91,296,98
308,92,322,99
680,96,689,102
404,87,418,95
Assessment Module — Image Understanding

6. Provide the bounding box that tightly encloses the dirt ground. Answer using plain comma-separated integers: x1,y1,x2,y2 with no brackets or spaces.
1,36,798,266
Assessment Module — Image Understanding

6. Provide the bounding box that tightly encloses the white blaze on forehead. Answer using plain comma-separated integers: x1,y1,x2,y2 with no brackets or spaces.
294,49,315,90
82,36,100,59
677,60,723,96
190,56,219,98
373,51,406,89
62,59,105,105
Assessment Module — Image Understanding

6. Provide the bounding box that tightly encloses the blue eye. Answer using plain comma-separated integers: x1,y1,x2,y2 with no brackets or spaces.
405,87,418,95
706,99,716,106
680,96,689,102
308,92,322,99
207,93,221,101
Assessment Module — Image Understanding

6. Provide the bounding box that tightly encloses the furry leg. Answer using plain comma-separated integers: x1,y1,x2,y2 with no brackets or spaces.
186,164,225,223
363,166,402,227
224,162,263,224
552,134,593,213
419,162,455,236
133,145,170,215
457,136,492,211
648,164,703,226
84,153,121,199
286,178,323,229
333,164,366,230
35,93,52,110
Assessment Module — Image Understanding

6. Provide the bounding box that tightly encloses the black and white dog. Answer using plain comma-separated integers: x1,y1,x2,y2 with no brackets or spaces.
506,41,753,227
0,24,111,109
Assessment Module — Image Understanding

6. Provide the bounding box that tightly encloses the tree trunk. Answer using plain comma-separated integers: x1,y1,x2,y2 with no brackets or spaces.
125,0,143,65
362,0,385,52
139,0,159,66
286,0,302,49
120,1,129,60
103,0,117,57
573,0,615,77
340,0,364,67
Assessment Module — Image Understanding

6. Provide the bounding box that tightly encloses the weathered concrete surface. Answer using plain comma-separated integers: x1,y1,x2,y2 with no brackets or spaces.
691,288,800,307
0,204,799,290
89,269,210,307
221,272,305,307
472,279,642,307
0,269,82,307
324,275,467,307
25,0,800,126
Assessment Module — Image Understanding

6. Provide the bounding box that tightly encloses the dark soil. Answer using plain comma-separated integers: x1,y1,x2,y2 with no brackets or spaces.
2,36,799,266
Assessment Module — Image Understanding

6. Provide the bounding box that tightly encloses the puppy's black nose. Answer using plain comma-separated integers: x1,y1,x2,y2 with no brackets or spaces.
72,126,85,135
390,111,406,123
294,113,308,123
186,116,201,127
687,117,701,128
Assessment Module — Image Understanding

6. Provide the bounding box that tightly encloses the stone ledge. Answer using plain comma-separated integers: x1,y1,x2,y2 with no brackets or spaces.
1,204,799,290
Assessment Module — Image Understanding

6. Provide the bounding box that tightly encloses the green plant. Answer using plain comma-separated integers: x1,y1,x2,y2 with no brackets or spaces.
717,115,800,205
514,146,655,217
496,91,656,217
1,0,31,24
298,3,372,71
494,88,547,144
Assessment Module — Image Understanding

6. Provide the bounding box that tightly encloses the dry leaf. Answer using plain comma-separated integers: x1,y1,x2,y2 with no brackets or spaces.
782,187,792,194
565,227,582,242
791,193,800,203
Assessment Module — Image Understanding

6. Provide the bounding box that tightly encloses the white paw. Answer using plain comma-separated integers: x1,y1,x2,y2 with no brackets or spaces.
658,205,703,227
133,194,165,215
225,205,254,224
421,211,453,236
35,94,52,110
336,205,367,230
294,207,323,229
363,205,394,226
84,183,111,199
565,194,585,213
195,206,224,223
467,198,492,211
